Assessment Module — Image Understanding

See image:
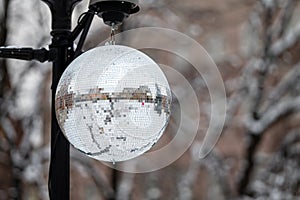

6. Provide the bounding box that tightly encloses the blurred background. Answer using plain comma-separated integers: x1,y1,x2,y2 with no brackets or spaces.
0,0,300,199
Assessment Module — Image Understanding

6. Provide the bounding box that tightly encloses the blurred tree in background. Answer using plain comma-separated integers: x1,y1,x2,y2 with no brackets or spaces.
0,0,299,199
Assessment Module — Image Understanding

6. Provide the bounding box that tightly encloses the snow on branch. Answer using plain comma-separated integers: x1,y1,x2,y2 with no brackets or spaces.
178,143,231,200
245,96,300,134
265,62,300,110
177,143,201,200
270,22,300,56
71,150,114,199
222,58,260,133
280,130,300,156
270,0,297,39
116,162,136,200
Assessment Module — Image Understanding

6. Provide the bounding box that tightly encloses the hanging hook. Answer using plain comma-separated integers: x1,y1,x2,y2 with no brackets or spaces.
109,23,118,45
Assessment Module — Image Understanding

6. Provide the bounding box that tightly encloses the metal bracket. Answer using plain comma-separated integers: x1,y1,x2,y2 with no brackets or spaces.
70,10,96,58
0,47,51,62
89,0,140,26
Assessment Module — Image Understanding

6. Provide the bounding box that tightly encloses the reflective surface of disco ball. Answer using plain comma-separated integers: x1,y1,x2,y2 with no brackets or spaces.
55,45,172,162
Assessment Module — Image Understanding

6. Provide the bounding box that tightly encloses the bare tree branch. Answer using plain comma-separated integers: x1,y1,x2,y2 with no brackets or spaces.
271,0,297,39
236,1,300,195
270,23,300,56
265,62,300,110
116,162,136,200
246,96,300,134
202,151,231,199
71,151,115,199
178,143,231,200
177,143,201,200
223,58,259,133
250,130,300,198
250,1,275,118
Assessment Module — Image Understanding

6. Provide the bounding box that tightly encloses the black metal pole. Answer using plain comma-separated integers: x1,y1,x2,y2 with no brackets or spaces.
0,47,49,62
41,0,82,199
48,32,71,200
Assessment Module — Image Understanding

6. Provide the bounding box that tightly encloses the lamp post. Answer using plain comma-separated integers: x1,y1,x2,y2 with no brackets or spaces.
43,1,80,199
0,0,140,199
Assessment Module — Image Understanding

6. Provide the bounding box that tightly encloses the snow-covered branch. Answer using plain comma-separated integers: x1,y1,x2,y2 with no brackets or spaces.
246,97,300,134
177,143,202,200
116,162,136,200
270,0,297,39
270,22,300,56
178,143,231,200
266,62,300,109
248,130,300,199
71,151,114,199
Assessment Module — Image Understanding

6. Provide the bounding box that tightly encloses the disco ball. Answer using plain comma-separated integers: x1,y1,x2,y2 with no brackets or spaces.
55,45,172,162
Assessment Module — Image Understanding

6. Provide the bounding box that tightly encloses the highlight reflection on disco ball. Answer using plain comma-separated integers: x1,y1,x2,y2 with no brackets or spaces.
55,45,172,162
